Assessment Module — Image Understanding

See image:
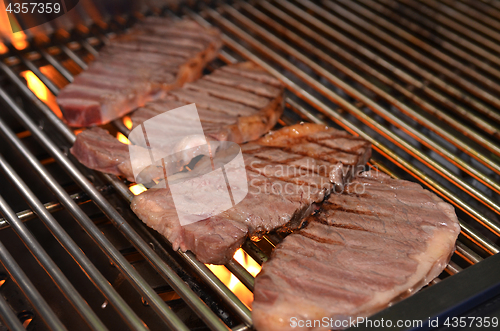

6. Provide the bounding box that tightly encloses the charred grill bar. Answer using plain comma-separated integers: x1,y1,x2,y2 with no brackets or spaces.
0,0,499,330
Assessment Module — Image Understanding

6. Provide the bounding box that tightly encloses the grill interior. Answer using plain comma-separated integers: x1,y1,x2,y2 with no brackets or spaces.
0,0,500,330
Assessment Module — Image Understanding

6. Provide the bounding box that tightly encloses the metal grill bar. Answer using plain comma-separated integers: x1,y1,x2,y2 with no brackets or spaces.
29,22,256,327
0,294,25,331
374,0,500,65
0,94,190,331
322,0,500,109
0,195,108,330
0,52,252,329
1,1,499,328
340,0,500,83
22,46,253,328
0,191,91,230
293,0,500,128
255,0,500,169
421,0,500,42
187,7,500,256
229,2,500,202
196,5,500,237
464,0,500,22
0,239,66,330
0,155,148,331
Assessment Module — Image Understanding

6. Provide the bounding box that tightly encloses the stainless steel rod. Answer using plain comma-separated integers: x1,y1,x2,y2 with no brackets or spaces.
81,39,99,56
188,8,500,246
0,93,189,331
263,0,500,162
59,24,255,327
0,62,75,143
40,49,74,83
60,45,89,70
0,191,89,230
0,240,67,331
181,250,253,325
231,324,250,331
456,241,483,265
202,6,500,229
446,261,463,275
462,0,500,23
19,56,60,96
226,259,255,292
421,0,500,43
286,95,500,256
240,1,500,189
374,0,500,66
0,194,108,331
0,155,148,331
2,54,249,329
322,0,500,110
292,0,500,126
339,0,500,83
443,0,500,33
0,294,26,331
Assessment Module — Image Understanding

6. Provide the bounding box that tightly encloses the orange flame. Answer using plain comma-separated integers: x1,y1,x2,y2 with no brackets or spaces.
123,116,133,130
207,248,262,308
129,184,147,195
11,31,27,50
21,69,63,118
0,0,27,50
0,43,7,54
117,132,130,145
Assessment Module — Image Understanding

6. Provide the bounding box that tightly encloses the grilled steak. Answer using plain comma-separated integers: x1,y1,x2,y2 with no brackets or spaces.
252,170,460,331
70,127,165,183
57,17,221,127
131,124,371,264
70,62,284,182
131,62,283,143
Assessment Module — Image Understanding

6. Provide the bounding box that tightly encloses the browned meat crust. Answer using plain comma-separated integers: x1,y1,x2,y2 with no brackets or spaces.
57,17,221,127
70,62,285,181
252,170,460,331
131,123,371,264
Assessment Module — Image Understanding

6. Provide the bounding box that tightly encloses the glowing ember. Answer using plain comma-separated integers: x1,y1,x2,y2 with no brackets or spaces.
0,1,27,50
123,116,133,130
0,43,7,54
21,69,63,118
234,247,261,277
129,184,147,195
11,31,27,50
23,71,47,100
207,248,262,308
117,132,130,145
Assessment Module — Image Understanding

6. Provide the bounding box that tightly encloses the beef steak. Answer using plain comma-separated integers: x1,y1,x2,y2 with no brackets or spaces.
131,123,371,264
57,17,221,127
252,170,460,331
70,62,285,182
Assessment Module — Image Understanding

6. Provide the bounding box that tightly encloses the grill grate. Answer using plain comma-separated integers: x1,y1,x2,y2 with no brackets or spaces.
0,0,499,330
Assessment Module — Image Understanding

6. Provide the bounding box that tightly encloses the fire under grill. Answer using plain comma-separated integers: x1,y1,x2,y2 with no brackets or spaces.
0,0,500,330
